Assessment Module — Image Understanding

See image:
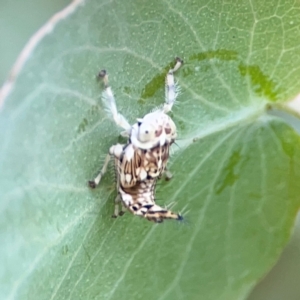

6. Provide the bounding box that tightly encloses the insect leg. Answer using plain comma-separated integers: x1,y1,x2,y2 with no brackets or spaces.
164,169,173,181
88,154,111,189
112,194,121,218
164,57,183,113
98,70,131,136
110,149,127,218
119,202,127,216
158,168,173,181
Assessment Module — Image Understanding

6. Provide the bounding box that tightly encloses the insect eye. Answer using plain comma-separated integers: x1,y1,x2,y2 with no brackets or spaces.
165,128,171,134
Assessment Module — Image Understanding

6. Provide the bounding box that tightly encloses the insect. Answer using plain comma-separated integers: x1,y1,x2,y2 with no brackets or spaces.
88,57,183,223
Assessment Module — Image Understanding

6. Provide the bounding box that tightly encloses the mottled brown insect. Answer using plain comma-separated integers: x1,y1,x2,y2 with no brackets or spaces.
89,57,183,223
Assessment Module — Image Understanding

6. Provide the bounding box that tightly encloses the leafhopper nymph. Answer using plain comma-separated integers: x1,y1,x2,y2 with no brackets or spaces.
89,58,183,223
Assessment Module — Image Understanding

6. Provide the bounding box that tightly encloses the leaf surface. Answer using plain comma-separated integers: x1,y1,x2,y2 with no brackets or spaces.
1,1,300,299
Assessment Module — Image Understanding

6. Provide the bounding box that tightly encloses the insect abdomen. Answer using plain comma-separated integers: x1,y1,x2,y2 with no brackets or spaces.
119,179,182,223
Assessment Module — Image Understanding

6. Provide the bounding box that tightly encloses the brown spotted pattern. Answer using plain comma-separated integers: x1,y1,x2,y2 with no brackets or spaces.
121,178,182,223
117,143,170,187
114,143,182,223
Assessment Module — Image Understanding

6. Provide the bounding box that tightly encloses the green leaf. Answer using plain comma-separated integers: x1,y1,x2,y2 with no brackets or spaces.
1,0,300,299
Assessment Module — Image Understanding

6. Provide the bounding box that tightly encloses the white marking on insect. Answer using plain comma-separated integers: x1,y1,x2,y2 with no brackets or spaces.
125,174,132,184
88,57,184,223
124,144,135,160
139,169,147,181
